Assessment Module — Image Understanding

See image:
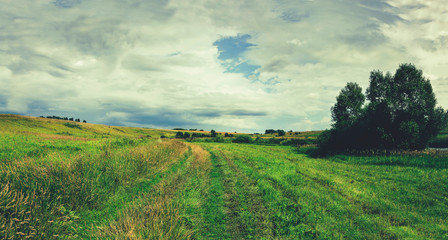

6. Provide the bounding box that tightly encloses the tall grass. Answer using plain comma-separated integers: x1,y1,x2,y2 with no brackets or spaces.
0,133,188,238
2,114,448,239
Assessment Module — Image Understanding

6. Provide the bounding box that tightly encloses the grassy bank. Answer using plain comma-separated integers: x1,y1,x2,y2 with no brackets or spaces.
1,114,447,239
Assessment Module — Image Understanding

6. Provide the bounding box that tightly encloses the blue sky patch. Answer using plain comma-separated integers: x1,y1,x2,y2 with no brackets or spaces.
214,34,260,78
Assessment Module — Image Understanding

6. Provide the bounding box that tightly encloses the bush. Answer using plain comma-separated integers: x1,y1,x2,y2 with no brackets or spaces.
232,135,253,143
64,122,82,129
175,132,184,138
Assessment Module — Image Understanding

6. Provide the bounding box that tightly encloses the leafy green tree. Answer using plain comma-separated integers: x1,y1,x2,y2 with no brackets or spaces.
366,64,447,149
331,82,365,129
319,64,448,153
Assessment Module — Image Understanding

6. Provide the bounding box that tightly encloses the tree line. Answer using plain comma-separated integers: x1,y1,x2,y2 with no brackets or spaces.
40,115,87,123
174,129,235,139
264,129,286,136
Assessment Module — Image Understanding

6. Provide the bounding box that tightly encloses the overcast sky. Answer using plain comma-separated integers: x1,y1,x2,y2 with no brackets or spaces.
1,0,448,132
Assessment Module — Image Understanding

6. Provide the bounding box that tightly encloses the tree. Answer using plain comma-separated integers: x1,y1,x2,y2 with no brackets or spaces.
319,64,448,153
331,82,365,129
366,64,447,149
277,129,286,137
183,132,190,139
265,129,276,134
175,132,184,138
210,129,217,137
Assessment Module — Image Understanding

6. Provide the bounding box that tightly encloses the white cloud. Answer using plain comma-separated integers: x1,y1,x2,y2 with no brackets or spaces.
380,0,448,106
1,0,447,132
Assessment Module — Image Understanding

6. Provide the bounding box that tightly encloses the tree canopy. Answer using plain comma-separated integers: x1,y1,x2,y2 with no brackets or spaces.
319,63,448,153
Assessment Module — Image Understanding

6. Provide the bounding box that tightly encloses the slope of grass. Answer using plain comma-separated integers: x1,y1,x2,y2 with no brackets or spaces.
1,114,447,239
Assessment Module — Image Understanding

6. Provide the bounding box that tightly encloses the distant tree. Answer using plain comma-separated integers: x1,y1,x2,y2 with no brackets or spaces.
277,129,286,137
211,129,217,137
75,118,80,122
224,132,235,137
232,135,253,143
69,117,74,121
175,132,184,138
83,120,87,123
183,132,190,139
265,129,276,134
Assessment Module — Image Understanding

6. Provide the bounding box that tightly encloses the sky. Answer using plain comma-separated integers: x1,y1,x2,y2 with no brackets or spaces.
1,0,448,133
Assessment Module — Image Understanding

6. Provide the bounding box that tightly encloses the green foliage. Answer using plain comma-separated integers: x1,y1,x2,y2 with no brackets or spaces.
278,129,286,137
232,135,253,143
321,64,448,153
213,135,225,142
210,129,217,137
183,132,191,139
331,82,365,129
224,132,234,137
265,129,286,136
3,114,448,239
175,132,184,138
64,122,82,129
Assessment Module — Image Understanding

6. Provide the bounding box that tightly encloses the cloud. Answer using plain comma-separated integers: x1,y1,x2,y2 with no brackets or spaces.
53,0,82,8
379,0,448,106
1,0,447,132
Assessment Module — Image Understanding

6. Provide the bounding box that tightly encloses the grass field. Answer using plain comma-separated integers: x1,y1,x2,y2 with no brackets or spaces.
1,114,448,239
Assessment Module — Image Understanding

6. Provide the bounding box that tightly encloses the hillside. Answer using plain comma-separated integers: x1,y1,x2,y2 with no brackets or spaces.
1,114,448,239
0,114,174,139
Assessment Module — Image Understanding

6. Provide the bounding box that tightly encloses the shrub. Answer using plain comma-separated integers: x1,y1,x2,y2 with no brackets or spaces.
232,135,253,143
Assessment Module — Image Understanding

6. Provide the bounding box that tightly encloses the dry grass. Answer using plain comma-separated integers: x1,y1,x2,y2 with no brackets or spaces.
188,144,211,174
98,143,211,239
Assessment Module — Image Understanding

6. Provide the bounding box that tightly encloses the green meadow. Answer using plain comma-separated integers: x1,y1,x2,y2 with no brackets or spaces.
1,114,448,239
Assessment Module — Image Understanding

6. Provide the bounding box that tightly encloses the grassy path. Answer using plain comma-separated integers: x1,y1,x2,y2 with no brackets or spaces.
2,133,447,239
196,143,448,239
202,146,273,239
